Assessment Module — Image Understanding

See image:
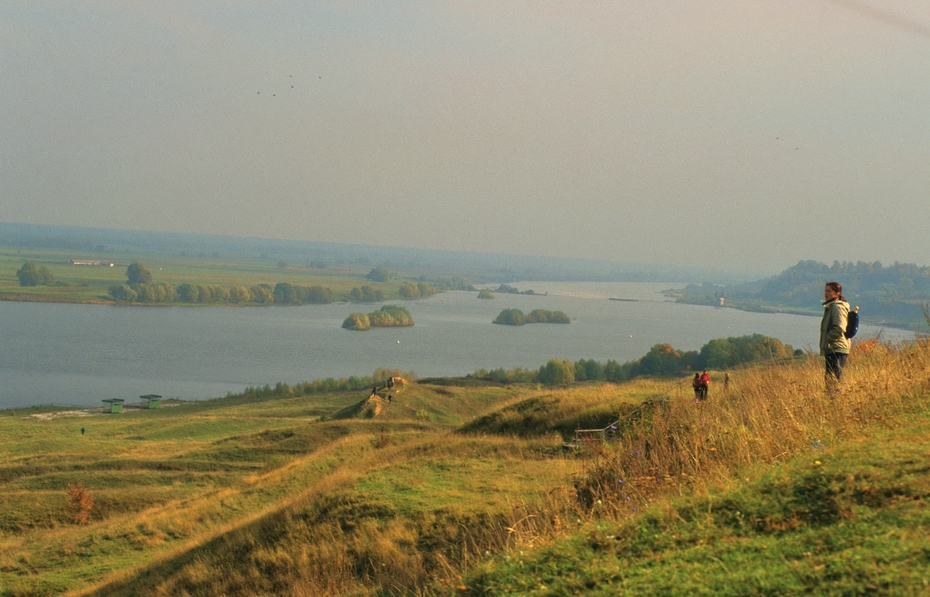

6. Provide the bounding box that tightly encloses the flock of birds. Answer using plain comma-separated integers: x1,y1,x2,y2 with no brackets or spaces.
256,74,322,97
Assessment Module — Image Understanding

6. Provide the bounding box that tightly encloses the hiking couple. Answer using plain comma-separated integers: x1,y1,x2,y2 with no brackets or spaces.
692,370,710,401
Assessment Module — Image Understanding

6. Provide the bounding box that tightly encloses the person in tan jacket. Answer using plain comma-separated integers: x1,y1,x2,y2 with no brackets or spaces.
820,281,851,390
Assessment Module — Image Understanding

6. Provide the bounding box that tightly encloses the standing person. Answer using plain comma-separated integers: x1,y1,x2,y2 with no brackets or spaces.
699,370,710,401
820,282,851,392
692,373,702,402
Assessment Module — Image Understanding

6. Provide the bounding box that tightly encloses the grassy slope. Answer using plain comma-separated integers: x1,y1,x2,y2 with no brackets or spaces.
462,414,930,596
0,380,613,596
1,342,928,596
459,342,930,596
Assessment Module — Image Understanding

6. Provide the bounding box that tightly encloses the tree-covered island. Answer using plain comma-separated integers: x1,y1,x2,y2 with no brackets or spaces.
493,308,570,326
342,305,414,331
494,284,544,295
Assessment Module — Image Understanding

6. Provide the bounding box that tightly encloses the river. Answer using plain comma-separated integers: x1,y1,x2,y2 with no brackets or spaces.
0,282,912,409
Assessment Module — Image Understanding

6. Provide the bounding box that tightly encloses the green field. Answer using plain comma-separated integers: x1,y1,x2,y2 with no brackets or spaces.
0,246,430,305
1,338,929,596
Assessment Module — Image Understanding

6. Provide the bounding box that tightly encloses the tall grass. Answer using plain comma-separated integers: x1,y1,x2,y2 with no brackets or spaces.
574,337,930,515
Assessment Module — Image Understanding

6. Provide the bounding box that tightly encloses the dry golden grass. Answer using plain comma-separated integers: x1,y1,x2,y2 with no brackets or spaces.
575,338,930,517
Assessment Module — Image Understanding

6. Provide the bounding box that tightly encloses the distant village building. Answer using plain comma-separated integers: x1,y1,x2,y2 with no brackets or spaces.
69,260,115,267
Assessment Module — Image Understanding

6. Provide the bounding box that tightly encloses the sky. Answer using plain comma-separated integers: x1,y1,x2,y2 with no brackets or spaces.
1,1,928,274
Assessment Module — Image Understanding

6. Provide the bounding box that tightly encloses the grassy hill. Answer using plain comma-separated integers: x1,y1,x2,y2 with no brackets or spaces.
1,339,928,596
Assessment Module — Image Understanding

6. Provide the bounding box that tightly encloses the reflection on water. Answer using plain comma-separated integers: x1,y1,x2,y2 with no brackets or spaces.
0,282,912,409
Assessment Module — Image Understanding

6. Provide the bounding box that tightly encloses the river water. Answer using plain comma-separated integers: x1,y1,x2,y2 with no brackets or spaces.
0,282,911,409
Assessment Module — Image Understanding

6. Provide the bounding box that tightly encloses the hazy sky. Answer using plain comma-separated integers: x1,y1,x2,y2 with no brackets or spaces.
2,1,928,273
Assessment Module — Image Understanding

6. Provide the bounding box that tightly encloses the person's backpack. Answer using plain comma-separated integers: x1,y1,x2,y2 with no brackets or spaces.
845,305,859,339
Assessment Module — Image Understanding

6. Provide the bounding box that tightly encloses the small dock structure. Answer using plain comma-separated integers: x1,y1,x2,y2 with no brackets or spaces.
140,394,162,409
102,398,124,414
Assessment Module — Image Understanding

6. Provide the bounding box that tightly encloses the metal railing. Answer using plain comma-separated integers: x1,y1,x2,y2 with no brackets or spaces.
572,381,682,447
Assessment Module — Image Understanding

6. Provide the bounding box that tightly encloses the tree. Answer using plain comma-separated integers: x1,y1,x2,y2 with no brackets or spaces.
108,284,137,302
493,309,526,325
249,285,274,304
368,305,414,327
477,289,494,299
367,266,390,282
209,285,229,303
134,284,157,303
16,262,54,286
526,309,570,324
399,283,421,298
577,358,605,381
126,262,153,285
538,359,575,385
349,285,379,302
639,343,682,375
417,282,437,297
273,282,300,305
342,313,371,330
176,283,197,303
303,285,334,304
229,286,251,304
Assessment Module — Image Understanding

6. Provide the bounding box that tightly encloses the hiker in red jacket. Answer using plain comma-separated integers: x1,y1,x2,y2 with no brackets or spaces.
698,370,710,401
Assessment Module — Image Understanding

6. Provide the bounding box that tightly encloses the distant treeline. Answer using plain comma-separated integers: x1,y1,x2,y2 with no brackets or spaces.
100,262,441,306
470,334,801,385
675,259,930,327
108,281,334,305
225,368,415,400
222,336,793,401
493,308,570,325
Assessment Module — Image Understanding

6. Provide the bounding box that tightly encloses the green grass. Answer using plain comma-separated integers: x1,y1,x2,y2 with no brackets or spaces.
461,413,930,596
1,341,929,596
0,380,576,596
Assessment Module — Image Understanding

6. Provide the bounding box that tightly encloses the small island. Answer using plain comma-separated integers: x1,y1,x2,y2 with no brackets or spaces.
492,308,570,326
494,284,544,296
477,289,494,299
342,305,414,331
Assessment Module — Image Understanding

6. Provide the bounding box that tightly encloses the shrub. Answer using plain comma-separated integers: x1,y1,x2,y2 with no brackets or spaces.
108,284,137,302
65,483,94,524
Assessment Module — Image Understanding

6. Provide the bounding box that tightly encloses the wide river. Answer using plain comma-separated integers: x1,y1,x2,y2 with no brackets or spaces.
0,282,911,409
